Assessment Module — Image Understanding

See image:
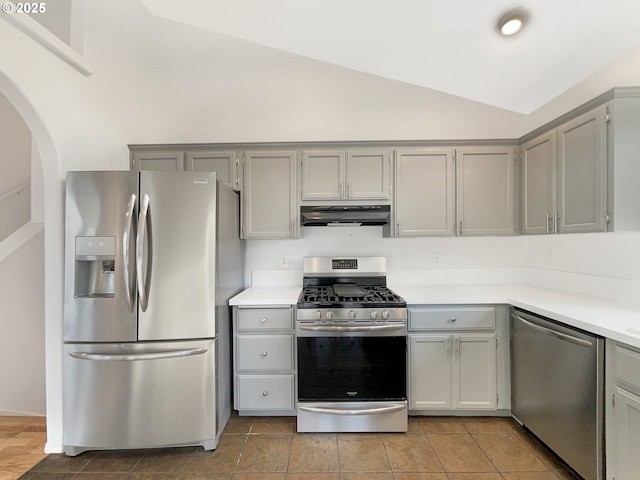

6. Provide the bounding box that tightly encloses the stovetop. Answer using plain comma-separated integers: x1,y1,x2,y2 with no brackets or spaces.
297,257,406,310
297,283,406,309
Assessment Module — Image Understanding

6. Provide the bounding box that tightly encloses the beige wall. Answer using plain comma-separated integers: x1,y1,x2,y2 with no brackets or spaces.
528,44,640,131
0,226,44,415
0,93,31,241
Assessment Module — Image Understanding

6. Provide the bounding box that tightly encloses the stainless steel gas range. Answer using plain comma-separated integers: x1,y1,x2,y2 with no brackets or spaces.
295,256,408,433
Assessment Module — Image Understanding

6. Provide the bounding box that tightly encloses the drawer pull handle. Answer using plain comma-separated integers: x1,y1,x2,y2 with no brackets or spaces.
448,318,457,322
261,351,268,357
262,391,269,397
260,318,268,324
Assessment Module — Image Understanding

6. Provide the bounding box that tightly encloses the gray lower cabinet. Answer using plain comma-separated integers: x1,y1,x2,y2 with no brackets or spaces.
242,150,298,239
408,306,502,412
394,148,456,237
233,306,296,415
606,340,640,480
456,147,516,236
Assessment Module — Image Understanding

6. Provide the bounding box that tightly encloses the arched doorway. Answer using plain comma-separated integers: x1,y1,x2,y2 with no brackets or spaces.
0,91,45,418
0,70,65,452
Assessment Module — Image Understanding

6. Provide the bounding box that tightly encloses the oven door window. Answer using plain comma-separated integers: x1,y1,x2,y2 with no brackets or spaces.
297,336,406,402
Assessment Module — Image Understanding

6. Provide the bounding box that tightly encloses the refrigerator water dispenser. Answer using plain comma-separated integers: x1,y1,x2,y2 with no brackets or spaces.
74,236,116,298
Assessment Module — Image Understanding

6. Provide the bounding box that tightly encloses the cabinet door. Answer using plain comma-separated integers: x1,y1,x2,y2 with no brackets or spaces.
453,333,497,410
131,151,183,171
185,150,239,190
521,132,556,234
409,335,452,410
614,386,640,480
457,147,515,236
242,150,297,238
300,150,345,200
395,148,455,236
557,106,607,233
346,149,391,200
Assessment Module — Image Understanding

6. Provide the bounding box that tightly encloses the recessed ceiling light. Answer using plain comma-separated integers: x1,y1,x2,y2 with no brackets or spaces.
497,9,529,36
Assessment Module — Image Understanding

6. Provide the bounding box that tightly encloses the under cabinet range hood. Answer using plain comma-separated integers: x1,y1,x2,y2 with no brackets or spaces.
300,205,390,226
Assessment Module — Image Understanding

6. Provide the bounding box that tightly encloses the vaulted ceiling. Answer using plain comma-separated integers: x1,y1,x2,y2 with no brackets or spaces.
140,0,640,114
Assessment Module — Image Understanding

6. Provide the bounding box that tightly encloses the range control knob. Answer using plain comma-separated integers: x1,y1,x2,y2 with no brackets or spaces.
370,310,379,319
348,310,357,319
381,310,390,320
316,310,322,319
326,310,334,320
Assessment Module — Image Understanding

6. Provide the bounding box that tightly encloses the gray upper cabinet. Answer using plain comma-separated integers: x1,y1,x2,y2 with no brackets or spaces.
521,131,556,234
130,148,240,190
556,106,607,233
456,146,516,236
242,150,298,239
131,151,184,171
300,150,345,200
520,105,608,234
346,149,391,200
300,149,391,201
184,150,240,191
394,148,456,237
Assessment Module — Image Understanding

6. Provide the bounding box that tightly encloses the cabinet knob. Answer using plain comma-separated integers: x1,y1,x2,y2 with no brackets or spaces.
260,317,268,324
262,391,269,397
261,351,268,357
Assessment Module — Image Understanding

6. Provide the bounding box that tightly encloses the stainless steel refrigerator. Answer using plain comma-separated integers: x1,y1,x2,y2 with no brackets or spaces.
63,170,244,456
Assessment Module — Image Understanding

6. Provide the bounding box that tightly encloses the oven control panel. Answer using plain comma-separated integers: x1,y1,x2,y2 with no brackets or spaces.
332,258,357,270
296,307,407,322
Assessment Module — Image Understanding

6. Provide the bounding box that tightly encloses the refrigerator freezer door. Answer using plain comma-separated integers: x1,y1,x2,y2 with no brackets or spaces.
64,171,138,342
63,339,217,452
138,171,218,341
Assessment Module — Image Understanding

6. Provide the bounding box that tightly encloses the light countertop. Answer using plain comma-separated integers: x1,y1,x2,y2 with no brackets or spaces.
229,284,640,349
229,286,301,306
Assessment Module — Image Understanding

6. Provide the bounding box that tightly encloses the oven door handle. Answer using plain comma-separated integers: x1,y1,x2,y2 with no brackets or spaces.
298,404,405,416
297,324,405,333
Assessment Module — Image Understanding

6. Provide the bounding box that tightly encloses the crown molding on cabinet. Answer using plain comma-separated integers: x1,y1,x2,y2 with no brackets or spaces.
519,87,640,144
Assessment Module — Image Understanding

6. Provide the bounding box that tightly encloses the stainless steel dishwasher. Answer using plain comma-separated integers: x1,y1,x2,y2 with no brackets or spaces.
510,308,604,480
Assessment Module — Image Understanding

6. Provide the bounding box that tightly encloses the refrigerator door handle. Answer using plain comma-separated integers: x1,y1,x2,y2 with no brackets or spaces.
136,193,152,312
123,193,137,313
68,347,208,362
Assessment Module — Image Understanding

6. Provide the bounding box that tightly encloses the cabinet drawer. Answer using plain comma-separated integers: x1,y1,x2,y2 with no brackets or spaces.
237,375,294,410
237,335,294,371
409,306,496,331
237,308,293,331
616,344,640,392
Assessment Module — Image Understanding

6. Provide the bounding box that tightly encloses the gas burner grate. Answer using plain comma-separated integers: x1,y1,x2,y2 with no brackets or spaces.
298,284,405,307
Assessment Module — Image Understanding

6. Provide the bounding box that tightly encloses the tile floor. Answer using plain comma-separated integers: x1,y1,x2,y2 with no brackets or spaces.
5,415,583,480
